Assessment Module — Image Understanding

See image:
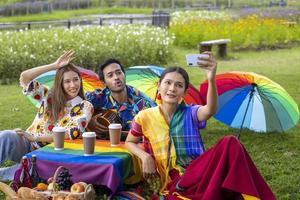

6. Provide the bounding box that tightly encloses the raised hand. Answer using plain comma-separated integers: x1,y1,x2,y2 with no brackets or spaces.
54,50,75,69
197,51,217,81
14,128,36,141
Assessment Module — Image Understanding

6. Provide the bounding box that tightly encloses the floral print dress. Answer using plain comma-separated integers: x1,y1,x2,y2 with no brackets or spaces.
24,80,94,148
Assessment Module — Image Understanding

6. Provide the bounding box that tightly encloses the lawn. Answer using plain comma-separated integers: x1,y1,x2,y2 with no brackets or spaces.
0,7,153,23
0,46,299,199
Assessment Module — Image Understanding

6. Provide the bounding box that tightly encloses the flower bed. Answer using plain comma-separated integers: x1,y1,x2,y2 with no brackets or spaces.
0,24,174,83
170,11,300,50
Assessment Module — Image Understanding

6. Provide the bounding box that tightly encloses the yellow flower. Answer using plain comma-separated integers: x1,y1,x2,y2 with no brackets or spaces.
58,116,71,127
35,122,44,134
70,127,80,139
70,104,84,117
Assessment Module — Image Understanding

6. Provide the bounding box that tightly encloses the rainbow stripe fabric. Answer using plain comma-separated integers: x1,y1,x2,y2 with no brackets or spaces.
26,140,142,194
200,71,299,133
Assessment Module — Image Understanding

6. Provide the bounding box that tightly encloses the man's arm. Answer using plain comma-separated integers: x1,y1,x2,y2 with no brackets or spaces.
85,89,105,110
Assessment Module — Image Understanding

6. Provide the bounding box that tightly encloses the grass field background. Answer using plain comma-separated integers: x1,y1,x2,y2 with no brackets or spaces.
0,46,299,199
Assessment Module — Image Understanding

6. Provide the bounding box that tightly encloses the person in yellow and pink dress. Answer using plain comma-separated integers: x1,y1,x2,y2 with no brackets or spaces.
0,50,94,165
125,52,276,200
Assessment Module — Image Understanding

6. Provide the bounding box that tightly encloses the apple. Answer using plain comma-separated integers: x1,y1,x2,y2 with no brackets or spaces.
70,183,85,193
78,182,87,189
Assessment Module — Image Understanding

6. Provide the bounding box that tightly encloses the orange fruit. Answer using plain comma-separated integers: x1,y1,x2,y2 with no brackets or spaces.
37,183,48,191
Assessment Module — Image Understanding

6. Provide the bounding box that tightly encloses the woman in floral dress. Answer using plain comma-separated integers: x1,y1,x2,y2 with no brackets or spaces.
0,50,94,164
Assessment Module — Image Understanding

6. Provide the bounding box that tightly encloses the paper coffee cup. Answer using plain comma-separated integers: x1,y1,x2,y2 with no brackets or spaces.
108,123,122,147
83,132,96,156
52,127,65,150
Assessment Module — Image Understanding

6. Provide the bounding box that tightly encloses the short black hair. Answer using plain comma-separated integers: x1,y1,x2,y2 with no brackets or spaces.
159,67,190,91
98,58,125,81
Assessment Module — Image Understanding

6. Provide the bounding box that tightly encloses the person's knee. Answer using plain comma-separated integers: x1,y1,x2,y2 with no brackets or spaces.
221,135,241,146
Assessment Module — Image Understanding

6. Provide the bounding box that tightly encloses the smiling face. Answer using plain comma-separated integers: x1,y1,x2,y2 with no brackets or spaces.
62,70,81,100
103,63,126,93
158,72,186,104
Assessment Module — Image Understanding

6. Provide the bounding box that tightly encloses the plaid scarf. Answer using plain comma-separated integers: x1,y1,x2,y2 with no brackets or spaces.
131,105,206,191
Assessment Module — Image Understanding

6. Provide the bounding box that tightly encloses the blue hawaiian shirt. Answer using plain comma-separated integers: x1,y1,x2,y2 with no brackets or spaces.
86,86,156,131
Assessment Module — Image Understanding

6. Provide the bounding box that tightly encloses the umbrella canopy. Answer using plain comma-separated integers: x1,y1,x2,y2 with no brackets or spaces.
199,71,299,133
28,67,105,107
126,66,203,105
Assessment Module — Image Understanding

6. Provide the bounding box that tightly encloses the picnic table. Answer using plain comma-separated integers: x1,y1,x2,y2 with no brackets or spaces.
26,140,142,195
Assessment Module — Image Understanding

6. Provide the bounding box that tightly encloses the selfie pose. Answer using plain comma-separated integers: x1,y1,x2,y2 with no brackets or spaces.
0,51,93,165
126,53,276,200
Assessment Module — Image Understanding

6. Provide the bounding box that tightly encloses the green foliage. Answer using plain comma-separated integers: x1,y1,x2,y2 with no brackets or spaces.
0,0,22,7
0,160,16,168
170,11,300,50
0,25,174,83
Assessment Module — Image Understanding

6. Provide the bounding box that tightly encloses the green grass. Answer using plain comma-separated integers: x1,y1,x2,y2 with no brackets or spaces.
0,46,300,199
0,7,153,23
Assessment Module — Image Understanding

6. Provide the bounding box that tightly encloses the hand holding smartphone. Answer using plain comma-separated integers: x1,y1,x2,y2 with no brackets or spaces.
186,54,209,67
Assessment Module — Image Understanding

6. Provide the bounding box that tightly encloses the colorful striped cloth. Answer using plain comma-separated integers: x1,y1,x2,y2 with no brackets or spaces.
26,140,142,194
114,191,145,200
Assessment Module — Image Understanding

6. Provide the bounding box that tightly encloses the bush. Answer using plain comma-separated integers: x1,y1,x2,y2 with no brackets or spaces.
170,11,300,50
0,25,174,83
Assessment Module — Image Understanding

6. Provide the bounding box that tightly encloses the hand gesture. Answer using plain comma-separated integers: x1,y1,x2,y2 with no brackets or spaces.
54,50,75,69
141,154,157,179
197,51,217,81
14,128,24,136
14,128,36,142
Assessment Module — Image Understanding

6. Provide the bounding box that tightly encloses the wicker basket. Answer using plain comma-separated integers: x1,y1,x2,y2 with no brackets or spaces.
49,166,96,200
0,166,96,200
0,181,18,200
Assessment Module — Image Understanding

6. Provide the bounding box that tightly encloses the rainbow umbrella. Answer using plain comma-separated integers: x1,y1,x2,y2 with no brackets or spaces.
28,67,105,107
126,66,203,105
199,71,299,135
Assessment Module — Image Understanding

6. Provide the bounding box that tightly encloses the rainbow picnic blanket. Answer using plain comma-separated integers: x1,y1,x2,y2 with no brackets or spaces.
26,140,142,194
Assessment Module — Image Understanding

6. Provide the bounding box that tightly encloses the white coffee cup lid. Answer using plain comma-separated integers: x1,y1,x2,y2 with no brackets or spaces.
53,126,66,132
108,123,122,129
82,132,96,138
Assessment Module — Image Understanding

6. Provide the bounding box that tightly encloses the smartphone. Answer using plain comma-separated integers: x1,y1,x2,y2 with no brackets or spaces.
186,54,209,67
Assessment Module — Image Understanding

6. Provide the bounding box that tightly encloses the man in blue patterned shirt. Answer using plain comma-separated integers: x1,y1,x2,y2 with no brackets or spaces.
86,59,156,139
